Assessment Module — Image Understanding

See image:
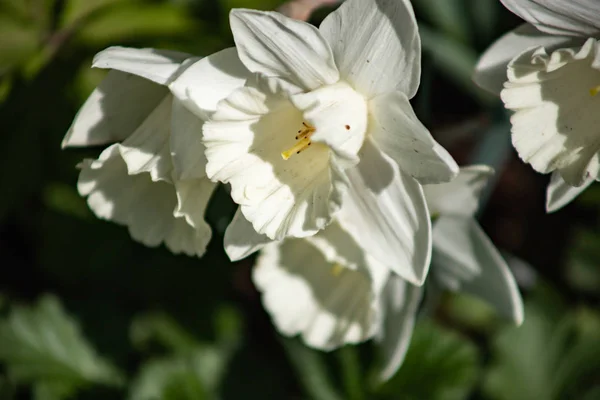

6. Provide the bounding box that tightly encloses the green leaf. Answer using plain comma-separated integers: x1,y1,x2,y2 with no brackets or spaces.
554,308,600,399
483,300,600,400
0,76,13,103
43,182,91,220
483,303,561,400
413,0,470,43
0,17,39,75
131,306,243,356
0,375,15,400
221,0,283,11
76,3,196,46
565,228,600,293
59,0,133,27
377,320,480,400
131,313,200,354
129,352,215,400
0,0,55,28
33,381,77,400
419,24,494,106
443,292,498,333
280,337,344,400
0,295,124,399
130,307,244,399
336,346,364,400
467,0,499,43
213,305,243,352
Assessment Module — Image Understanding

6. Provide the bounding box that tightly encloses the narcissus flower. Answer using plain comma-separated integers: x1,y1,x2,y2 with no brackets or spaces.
253,222,389,350
225,139,434,285
64,46,249,256
473,0,600,212
203,0,458,252
246,166,523,379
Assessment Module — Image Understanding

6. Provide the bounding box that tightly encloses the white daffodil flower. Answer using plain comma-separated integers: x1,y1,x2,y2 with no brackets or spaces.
225,138,434,285
473,0,600,212
377,166,524,381
64,46,249,256
253,221,390,350
203,0,458,250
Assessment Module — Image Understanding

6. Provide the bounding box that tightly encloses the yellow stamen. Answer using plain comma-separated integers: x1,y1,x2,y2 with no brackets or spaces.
281,122,315,160
281,137,312,160
331,263,344,277
590,85,600,96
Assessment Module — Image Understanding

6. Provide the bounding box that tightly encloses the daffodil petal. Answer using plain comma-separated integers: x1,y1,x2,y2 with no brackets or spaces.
546,171,594,212
118,95,173,182
502,38,600,185
459,221,524,325
336,138,431,286
432,216,524,325
291,81,367,162
229,9,339,91
501,0,600,37
424,165,494,218
369,90,458,184
304,222,392,297
304,222,372,272
253,238,384,350
173,178,216,240
224,208,273,261
375,275,422,382
474,23,576,95
62,71,168,148
432,216,482,280
92,46,190,85
319,0,420,99
203,77,345,240
170,97,208,181
78,145,208,257
169,47,250,120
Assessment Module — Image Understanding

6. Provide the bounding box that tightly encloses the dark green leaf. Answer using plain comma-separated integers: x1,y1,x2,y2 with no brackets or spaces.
76,4,197,46
280,337,344,400
377,320,479,400
0,17,39,75
129,353,212,400
0,295,124,399
419,24,494,105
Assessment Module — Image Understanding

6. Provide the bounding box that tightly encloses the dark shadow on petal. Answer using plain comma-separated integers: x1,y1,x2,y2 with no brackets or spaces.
510,44,600,185
275,232,376,345
79,71,168,147
351,138,394,194
81,48,192,147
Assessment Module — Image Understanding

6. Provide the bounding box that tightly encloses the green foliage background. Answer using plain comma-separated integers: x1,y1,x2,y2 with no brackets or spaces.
0,0,598,399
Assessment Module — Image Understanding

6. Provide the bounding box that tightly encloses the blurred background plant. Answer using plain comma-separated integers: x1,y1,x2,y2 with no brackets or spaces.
0,0,598,399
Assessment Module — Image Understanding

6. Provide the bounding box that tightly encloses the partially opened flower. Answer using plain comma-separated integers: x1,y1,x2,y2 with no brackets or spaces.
253,221,389,350
203,0,458,250
65,46,249,256
473,0,600,212
246,166,523,375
